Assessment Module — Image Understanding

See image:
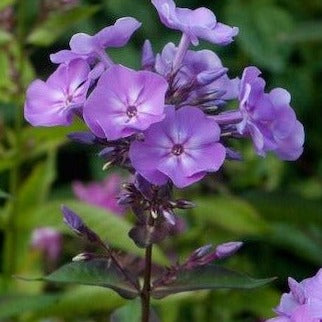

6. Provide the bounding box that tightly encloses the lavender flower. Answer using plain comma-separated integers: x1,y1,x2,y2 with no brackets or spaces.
237,67,304,161
267,269,322,322
73,174,125,215
31,227,62,262
151,0,238,46
129,106,226,188
83,64,168,140
50,17,141,65
24,59,90,126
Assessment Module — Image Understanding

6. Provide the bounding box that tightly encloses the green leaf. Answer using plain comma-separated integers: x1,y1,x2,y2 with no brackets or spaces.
0,286,124,320
244,191,322,227
17,155,56,212
0,189,10,199
30,286,123,319
152,264,275,299
225,0,294,71
27,5,100,46
110,299,141,322
0,0,15,11
267,223,322,265
19,200,168,265
282,21,322,43
0,294,58,320
0,29,12,45
23,259,139,299
194,196,268,235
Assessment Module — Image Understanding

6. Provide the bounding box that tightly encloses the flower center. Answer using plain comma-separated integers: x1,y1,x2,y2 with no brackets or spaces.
172,144,184,156
65,94,74,106
126,105,137,118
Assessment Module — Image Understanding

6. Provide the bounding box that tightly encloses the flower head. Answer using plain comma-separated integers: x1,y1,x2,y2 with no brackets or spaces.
50,17,141,64
73,174,125,215
152,0,238,46
129,106,226,188
24,59,90,126
237,67,304,161
267,269,322,322
83,64,168,140
31,227,62,262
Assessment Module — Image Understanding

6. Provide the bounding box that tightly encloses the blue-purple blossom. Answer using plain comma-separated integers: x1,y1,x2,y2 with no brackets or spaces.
152,0,238,46
237,67,304,161
267,269,322,322
129,106,226,188
24,59,90,126
50,17,141,65
83,64,168,140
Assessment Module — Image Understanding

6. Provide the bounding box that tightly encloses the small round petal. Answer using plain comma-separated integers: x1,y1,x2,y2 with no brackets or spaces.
70,33,95,54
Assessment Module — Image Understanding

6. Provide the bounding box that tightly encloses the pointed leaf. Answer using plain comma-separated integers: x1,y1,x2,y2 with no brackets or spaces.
195,196,268,235
152,264,275,299
23,259,139,299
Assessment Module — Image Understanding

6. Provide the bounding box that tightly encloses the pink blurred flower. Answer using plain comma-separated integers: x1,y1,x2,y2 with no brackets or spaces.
31,227,62,262
72,174,125,215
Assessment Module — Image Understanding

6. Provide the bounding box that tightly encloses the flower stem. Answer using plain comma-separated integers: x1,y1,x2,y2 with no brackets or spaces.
141,244,153,322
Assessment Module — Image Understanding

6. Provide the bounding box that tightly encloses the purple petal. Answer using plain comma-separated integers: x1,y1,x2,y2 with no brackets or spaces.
198,22,239,46
94,17,141,49
69,33,96,55
129,141,169,186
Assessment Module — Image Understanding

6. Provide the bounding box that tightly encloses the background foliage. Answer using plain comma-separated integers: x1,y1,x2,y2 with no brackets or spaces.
0,0,321,321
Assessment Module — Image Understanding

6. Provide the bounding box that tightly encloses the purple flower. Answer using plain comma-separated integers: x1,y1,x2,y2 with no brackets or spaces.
24,59,90,126
129,106,226,188
152,0,238,46
73,174,125,216
83,64,168,140
31,227,62,262
50,17,141,65
237,67,304,161
267,269,322,322
155,42,239,104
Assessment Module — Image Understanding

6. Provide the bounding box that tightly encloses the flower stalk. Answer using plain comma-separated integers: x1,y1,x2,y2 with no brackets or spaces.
141,244,153,322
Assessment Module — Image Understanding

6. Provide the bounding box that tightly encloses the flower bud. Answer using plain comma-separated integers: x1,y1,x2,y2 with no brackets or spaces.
215,241,243,259
141,40,155,70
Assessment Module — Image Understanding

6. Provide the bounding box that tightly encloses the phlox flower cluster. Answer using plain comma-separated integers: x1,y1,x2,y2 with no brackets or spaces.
24,0,304,193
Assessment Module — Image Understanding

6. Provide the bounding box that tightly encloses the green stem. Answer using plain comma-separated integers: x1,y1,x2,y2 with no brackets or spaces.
141,245,153,322
2,0,26,291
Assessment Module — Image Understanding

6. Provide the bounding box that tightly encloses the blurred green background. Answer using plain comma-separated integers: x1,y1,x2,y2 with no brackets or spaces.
0,0,322,321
